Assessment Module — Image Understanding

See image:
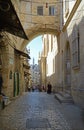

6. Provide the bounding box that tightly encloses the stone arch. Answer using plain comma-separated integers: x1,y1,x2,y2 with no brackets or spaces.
64,41,71,93
20,25,60,50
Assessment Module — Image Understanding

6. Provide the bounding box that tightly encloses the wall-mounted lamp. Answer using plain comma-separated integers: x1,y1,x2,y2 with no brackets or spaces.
46,3,48,8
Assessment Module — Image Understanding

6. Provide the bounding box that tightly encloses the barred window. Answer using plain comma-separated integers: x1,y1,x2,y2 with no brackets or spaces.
72,26,80,69
49,6,55,16
37,6,43,15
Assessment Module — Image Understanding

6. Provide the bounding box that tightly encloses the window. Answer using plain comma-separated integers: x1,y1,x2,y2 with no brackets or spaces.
49,6,55,16
72,26,80,69
37,6,43,15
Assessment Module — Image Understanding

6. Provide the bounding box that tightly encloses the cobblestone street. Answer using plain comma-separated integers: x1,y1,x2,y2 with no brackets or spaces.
0,92,84,130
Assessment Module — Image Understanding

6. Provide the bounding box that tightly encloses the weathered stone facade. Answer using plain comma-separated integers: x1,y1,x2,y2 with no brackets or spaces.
0,0,30,98
19,0,60,49
60,0,84,108
40,0,84,108
0,32,30,98
39,34,59,91
0,0,84,108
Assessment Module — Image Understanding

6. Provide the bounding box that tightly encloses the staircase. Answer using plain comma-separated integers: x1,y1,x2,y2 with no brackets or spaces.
55,91,74,103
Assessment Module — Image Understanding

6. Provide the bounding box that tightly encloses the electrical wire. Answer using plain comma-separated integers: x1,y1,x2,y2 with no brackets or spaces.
0,0,83,45
19,7,84,16
19,12,60,16
16,0,83,34
18,7,84,25
20,0,78,4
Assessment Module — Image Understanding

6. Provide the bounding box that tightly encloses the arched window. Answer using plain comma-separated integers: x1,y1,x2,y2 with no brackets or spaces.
72,25,80,69
65,42,71,87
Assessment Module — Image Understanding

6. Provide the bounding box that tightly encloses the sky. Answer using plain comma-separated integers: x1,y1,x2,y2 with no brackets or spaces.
27,35,43,65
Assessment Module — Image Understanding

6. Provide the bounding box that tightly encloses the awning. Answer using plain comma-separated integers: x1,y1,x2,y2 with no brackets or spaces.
0,0,28,40
23,64,30,69
15,48,30,59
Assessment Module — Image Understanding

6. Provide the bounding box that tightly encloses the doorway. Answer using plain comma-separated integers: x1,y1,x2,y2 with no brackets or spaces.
13,72,19,97
65,42,71,93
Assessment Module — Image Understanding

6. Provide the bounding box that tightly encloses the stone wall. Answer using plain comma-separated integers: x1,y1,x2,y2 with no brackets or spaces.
60,1,84,108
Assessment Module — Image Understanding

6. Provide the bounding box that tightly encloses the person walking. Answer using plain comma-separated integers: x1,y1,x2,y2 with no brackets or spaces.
47,82,52,94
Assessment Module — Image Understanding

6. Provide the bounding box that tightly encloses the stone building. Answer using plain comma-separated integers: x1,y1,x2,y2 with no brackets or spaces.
0,0,30,98
39,34,59,91
30,64,40,88
1,0,59,98
0,0,84,109
39,0,84,108
60,0,84,108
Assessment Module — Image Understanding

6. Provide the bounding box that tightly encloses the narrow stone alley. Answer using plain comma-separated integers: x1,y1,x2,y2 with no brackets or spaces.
0,92,84,130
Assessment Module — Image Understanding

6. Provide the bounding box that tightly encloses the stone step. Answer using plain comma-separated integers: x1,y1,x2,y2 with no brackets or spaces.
55,93,74,103
3,96,11,106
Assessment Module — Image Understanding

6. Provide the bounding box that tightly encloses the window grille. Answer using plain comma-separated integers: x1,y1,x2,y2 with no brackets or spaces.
37,6,43,15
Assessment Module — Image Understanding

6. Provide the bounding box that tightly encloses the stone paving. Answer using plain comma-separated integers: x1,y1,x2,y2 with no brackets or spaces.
0,92,83,130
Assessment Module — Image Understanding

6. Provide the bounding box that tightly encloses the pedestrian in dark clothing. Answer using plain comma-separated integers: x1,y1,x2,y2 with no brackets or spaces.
0,74,3,94
47,82,52,94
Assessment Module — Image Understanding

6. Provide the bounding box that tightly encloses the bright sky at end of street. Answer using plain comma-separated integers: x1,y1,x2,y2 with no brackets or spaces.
27,36,43,65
